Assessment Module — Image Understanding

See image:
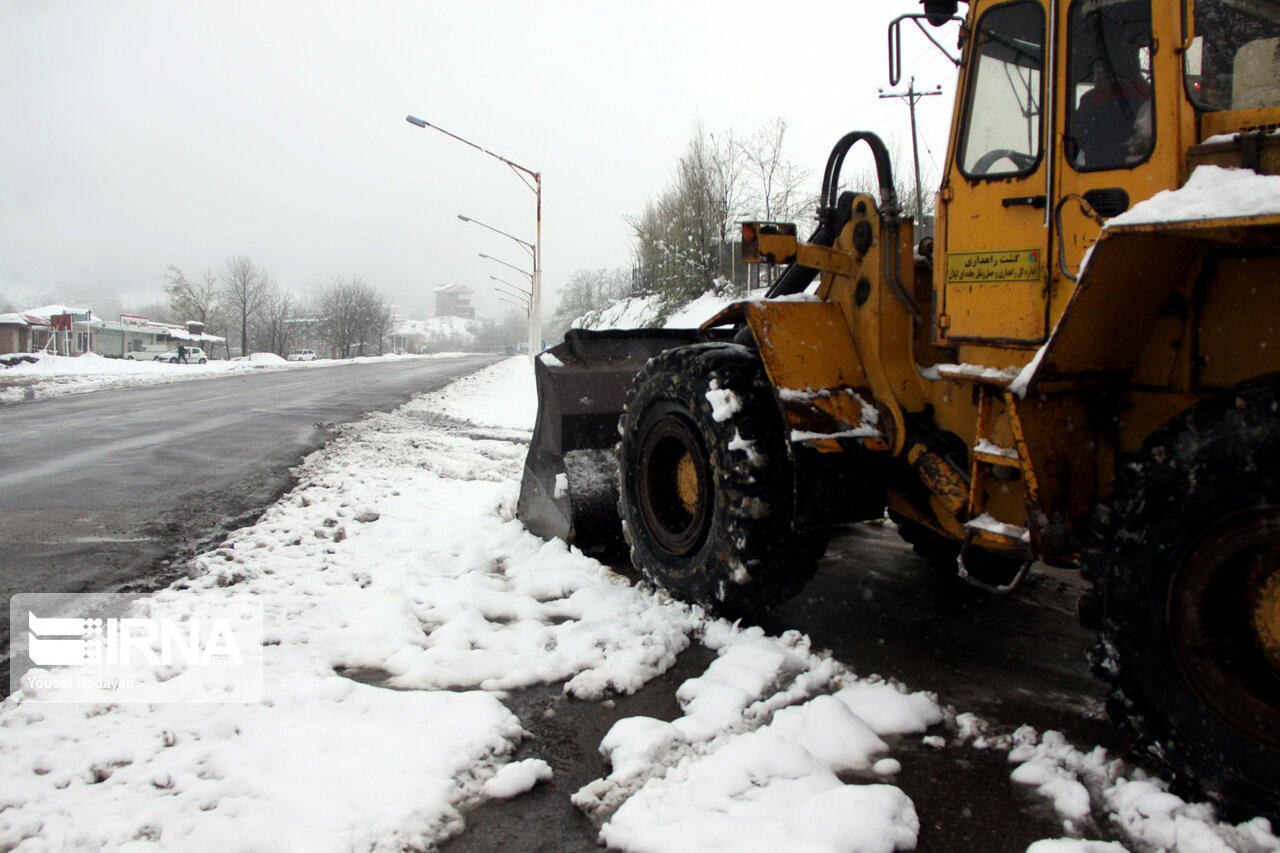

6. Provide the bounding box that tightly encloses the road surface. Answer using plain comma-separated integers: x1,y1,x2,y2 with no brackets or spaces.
0,355,501,676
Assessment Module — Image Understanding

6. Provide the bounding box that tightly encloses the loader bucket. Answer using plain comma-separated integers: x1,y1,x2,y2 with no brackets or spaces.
518,328,717,556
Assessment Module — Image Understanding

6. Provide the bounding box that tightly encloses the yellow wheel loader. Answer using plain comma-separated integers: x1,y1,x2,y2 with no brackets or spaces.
519,0,1280,820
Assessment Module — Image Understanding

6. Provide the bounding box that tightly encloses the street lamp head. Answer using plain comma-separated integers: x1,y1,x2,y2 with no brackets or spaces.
457,214,471,222
478,252,490,260
405,115,428,128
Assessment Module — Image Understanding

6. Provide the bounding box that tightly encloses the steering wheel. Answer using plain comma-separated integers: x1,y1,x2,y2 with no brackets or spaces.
971,148,1036,175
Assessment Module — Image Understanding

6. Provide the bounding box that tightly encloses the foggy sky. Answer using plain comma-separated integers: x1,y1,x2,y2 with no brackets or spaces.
0,0,958,321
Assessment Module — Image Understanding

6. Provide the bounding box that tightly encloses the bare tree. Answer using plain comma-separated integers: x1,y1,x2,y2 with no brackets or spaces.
164,266,219,325
739,118,809,285
251,283,298,356
125,299,180,324
740,118,809,222
317,278,391,357
627,126,739,309
221,255,271,357
546,267,633,338
358,288,393,356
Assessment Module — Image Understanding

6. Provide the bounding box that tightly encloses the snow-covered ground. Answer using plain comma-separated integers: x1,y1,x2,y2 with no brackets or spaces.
571,288,745,333
1,358,1276,852
0,351,463,405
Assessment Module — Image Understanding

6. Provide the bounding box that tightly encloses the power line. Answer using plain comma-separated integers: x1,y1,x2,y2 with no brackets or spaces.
878,77,943,216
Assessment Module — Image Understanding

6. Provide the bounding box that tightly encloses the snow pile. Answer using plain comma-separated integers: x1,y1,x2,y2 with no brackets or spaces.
1109,165,1280,227
242,351,287,364
397,315,484,352
663,290,740,328
0,352,270,404
576,625,935,853
570,288,747,333
1007,727,1279,852
0,351,443,404
573,296,665,330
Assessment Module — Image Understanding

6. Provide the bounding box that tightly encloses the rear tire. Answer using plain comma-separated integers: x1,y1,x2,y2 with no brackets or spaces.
617,343,824,615
1081,378,1280,822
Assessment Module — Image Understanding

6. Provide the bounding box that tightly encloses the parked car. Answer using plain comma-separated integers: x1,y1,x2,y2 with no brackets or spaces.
166,347,207,364
287,349,317,361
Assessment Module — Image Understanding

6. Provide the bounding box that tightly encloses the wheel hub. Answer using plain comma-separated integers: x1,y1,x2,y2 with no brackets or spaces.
1170,506,1280,752
636,413,710,556
1251,562,1280,673
675,453,700,514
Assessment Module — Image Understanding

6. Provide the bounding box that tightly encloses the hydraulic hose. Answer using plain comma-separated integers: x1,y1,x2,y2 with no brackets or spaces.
769,130,916,319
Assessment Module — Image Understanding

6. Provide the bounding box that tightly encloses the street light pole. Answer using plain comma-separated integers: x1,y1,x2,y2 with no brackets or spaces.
490,275,531,298
458,214,534,259
489,274,532,315
406,115,542,357
494,285,532,311
479,252,535,283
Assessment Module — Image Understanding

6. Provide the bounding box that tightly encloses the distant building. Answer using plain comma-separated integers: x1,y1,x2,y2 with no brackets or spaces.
434,284,475,320
92,315,225,357
0,313,42,355
23,305,93,355
6,304,225,357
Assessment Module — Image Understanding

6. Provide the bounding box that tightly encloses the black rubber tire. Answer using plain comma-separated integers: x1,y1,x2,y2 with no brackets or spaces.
617,342,824,615
889,511,1024,587
1080,378,1280,823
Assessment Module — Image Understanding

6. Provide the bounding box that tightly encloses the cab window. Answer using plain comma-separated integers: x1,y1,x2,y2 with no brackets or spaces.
1066,0,1155,171
960,0,1046,178
1186,0,1280,111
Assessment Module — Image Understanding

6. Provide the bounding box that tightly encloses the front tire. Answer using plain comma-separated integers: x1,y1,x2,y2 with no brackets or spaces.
617,343,823,615
1081,379,1280,822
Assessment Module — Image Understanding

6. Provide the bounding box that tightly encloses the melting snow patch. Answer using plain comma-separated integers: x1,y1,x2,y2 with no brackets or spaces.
577,626,938,852
481,759,553,799
1008,726,1280,852
705,378,743,422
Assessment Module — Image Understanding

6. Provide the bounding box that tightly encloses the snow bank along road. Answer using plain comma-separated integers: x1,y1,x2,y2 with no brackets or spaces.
2,358,1277,852
0,354,501,677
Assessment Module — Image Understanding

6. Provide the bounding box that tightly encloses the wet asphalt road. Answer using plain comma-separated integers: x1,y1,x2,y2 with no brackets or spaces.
0,355,501,679
445,523,1132,852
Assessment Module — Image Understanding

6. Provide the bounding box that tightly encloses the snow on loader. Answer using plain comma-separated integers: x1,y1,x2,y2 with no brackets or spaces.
519,0,1280,821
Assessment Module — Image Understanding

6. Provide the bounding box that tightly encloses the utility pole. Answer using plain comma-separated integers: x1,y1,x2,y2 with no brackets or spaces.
878,77,943,220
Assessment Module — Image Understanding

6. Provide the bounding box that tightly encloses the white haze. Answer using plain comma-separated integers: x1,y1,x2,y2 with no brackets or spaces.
0,0,958,320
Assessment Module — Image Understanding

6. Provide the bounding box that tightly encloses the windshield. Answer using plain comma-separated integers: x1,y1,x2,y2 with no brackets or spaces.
1186,0,1280,110
960,0,1046,176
